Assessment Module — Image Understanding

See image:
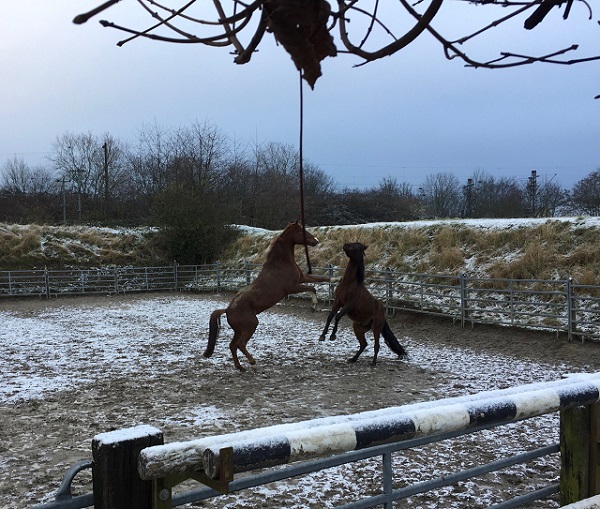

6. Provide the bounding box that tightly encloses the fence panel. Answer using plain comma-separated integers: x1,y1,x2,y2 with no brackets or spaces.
3,264,600,340
462,277,568,333
377,272,463,320
570,282,600,341
32,373,600,509
0,269,47,297
46,269,117,296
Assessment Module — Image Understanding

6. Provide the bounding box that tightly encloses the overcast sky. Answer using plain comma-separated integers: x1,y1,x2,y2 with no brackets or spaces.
2,1,599,192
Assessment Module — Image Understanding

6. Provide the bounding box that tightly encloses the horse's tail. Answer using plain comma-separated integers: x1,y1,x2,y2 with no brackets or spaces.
203,309,227,358
382,321,408,359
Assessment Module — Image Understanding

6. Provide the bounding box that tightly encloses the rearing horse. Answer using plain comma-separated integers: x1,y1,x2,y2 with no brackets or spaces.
204,221,329,370
319,242,407,365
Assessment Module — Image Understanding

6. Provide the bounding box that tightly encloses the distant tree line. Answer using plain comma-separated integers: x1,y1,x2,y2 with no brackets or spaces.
1,120,599,262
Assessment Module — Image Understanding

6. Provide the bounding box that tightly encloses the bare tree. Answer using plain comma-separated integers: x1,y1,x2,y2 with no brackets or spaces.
129,122,172,198
536,178,569,217
464,172,526,218
571,169,600,215
74,0,599,92
421,172,462,218
1,157,34,194
1,157,56,195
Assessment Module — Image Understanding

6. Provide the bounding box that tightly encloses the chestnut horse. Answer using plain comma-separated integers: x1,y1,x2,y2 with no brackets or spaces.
319,242,407,365
204,222,329,370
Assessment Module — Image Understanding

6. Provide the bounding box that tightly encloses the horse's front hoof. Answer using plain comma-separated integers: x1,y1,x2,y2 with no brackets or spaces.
329,334,336,341
236,365,246,372
318,335,326,341
347,357,358,363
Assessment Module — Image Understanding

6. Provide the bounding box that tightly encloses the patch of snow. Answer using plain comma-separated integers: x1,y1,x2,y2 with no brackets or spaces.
313,216,600,233
94,425,162,446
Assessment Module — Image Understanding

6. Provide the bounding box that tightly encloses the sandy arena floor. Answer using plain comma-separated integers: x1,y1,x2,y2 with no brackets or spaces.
2,292,600,509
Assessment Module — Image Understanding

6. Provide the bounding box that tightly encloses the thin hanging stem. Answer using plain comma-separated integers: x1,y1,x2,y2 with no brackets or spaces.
298,72,312,274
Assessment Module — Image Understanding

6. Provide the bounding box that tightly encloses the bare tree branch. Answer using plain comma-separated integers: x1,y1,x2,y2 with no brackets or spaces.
74,0,599,89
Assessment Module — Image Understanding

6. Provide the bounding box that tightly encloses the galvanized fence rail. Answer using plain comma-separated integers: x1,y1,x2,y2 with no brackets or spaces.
30,373,600,509
2,264,600,341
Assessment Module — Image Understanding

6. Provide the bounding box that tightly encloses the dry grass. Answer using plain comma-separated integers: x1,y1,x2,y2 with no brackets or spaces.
220,219,600,284
0,224,166,269
3,219,600,284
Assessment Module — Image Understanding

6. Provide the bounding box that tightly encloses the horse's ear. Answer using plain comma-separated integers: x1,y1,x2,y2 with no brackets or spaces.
363,244,368,251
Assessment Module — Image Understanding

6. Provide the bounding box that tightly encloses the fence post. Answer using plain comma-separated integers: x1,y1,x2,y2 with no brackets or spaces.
216,261,221,292
92,425,163,509
327,265,334,302
44,266,50,299
244,261,250,286
560,402,600,505
567,277,576,342
114,268,119,295
460,273,467,328
173,261,178,291
509,280,515,325
385,269,394,316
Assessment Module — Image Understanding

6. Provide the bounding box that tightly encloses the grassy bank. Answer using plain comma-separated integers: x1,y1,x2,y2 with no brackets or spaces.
2,217,600,283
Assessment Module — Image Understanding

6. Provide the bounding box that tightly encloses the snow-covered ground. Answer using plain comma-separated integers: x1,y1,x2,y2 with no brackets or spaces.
2,292,598,508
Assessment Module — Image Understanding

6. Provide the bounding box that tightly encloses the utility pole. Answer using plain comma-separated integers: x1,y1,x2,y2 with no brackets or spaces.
76,168,83,222
57,176,69,222
527,170,538,217
463,178,474,218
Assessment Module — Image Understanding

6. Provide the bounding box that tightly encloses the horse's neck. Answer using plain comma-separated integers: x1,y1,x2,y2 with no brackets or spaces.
343,258,365,285
265,238,295,265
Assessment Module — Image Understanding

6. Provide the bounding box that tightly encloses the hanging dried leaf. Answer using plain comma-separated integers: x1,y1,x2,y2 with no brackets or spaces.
264,0,337,88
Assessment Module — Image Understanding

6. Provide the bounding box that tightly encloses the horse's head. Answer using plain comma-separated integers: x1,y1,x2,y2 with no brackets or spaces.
343,242,367,260
283,221,319,246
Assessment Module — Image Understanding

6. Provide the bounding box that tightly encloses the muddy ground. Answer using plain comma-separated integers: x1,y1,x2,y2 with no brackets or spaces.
2,293,600,509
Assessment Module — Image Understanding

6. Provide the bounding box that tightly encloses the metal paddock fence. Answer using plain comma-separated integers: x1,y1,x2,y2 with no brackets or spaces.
30,373,600,509
1,263,599,341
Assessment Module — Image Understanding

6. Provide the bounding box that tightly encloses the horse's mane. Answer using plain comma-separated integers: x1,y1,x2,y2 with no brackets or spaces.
355,253,365,285
266,222,302,253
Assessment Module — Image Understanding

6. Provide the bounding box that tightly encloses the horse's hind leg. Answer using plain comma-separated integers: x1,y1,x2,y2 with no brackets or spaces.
237,334,256,366
319,304,340,341
234,318,258,369
348,322,368,363
371,327,381,366
229,331,244,371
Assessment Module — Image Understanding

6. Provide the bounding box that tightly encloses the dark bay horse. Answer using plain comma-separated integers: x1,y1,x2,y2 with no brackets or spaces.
204,221,329,370
319,242,407,365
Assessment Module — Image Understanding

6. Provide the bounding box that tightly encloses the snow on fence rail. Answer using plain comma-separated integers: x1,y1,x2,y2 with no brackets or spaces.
1,263,599,340
31,373,600,509
138,373,600,481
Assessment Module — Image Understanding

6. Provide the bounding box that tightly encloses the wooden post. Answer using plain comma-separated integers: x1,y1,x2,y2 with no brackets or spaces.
92,425,163,509
590,404,600,495
560,403,600,505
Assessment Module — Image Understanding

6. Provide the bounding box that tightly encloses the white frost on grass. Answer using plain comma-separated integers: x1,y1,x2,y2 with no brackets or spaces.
313,216,600,233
